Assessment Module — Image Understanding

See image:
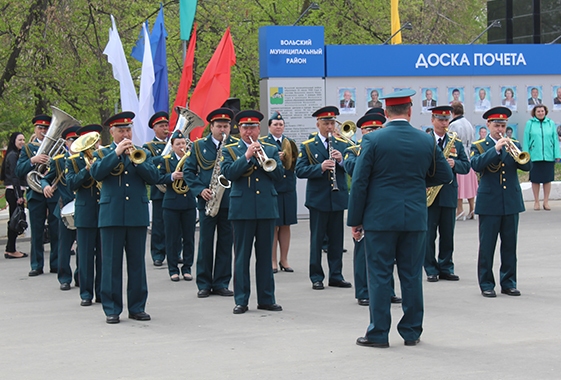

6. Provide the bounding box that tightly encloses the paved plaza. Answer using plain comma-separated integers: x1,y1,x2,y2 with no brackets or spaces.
0,201,559,379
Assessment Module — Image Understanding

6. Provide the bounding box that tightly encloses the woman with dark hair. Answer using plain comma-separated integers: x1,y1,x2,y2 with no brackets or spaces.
524,105,561,210
1,132,28,258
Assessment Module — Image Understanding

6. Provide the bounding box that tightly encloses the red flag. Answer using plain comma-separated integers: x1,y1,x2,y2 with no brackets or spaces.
169,22,197,130
189,27,236,140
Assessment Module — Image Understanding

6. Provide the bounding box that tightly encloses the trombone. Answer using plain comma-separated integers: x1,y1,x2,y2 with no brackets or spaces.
249,136,277,172
335,120,357,145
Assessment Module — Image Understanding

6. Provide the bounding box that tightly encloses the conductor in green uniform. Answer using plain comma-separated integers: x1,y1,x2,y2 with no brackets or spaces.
66,124,103,306
143,111,169,267
470,106,532,298
425,106,470,282
295,106,352,290
348,90,453,348
184,108,237,298
90,112,160,324
221,110,283,314
16,114,60,276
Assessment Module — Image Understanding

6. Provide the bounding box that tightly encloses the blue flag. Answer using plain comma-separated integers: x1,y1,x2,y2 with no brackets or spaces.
152,19,169,115
131,20,149,63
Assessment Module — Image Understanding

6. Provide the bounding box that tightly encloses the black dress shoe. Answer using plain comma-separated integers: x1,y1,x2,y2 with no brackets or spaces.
427,275,439,282
439,273,460,281
129,311,151,321
482,289,497,298
329,279,352,288
257,303,283,311
356,337,389,348
279,262,294,272
404,338,420,346
312,281,324,290
501,288,521,296
391,296,402,304
50,268,58,274
197,289,211,298
80,299,92,307
357,298,369,306
28,269,43,277
343,248,348,253
153,260,163,267
60,283,71,291
106,315,120,324
212,288,234,297
233,305,248,314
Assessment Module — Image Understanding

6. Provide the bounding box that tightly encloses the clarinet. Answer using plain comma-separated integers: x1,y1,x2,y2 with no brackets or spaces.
327,132,339,192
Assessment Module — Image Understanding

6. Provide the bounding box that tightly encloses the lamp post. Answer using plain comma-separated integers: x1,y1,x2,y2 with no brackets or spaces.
383,22,413,45
468,20,501,45
293,2,320,26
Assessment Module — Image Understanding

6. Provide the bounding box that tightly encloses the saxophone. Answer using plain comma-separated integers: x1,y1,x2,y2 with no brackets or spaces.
205,134,231,217
426,131,457,207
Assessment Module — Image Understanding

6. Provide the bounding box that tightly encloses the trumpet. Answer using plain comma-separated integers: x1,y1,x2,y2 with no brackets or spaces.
499,133,530,164
249,136,277,172
125,141,146,164
335,120,357,145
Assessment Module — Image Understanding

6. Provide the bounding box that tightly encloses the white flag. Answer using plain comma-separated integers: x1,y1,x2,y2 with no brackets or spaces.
103,15,140,143
137,23,155,144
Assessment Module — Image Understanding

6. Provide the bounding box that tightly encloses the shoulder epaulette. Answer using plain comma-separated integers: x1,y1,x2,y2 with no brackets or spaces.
262,142,276,147
473,139,485,145
456,138,462,142
311,132,318,135
69,153,80,159
302,138,314,145
258,136,266,141
511,139,520,143
53,153,66,160
225,142,238,148
230,136,239,141
163,154,171,159
334,137,347,143
31,142,40,146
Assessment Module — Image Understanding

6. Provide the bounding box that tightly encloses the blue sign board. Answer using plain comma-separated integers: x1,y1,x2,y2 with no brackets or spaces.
325,44,561,77
259,26,325,78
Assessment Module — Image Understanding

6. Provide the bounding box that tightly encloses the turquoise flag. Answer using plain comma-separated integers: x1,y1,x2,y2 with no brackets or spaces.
180,0,197,41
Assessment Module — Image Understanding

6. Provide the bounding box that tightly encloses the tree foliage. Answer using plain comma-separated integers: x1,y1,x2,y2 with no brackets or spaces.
0,0,487,146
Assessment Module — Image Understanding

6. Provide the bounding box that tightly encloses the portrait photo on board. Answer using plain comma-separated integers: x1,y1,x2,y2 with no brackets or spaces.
506,124,518,140
421,87,437,113
339,88,356,114
422,126,434,134
448,87,464,105
552,86,561,110
527,86,543,110
474,87,491,113
475,125,489,141
366,88,383,108
501,86,517,111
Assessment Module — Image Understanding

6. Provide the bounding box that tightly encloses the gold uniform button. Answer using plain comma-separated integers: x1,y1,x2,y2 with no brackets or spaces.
256,191,260,194
254,166,258,170
125,171,128,174
502,171,505,174
284,175,286,178
501,164,505,167
184,194,186,197
256,178,259,182
503,179,506,181
126,183,129,187
503,186,506,189
126,196,129,200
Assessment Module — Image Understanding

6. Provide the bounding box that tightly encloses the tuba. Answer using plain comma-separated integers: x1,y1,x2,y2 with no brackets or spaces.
27,106,79,193
156,106,205,193
499,132,530,164
205,133,231,217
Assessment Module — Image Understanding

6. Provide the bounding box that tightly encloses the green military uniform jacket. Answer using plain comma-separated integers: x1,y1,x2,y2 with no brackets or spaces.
90,142,160,227
471,136,532,215
40,151,74,217
143,137,167,201
295,133,351,212
66,151,101,229
157,153,197,210
259,133,297,193
221,139,283,220
16,141,60,203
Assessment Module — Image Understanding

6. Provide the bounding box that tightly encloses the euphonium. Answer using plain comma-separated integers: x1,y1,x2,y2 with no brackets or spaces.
156,106,205,193
249,136,277,172
327,132,339,192
427,131,458,207
27,106,79,193
172,149,189,194
205,133,231,217
499,132,530,164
